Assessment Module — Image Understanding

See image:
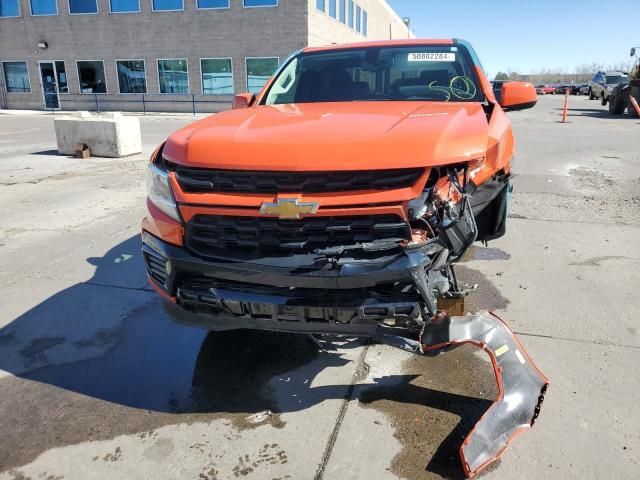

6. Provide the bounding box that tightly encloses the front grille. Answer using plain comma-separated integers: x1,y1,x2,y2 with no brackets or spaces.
185,214,412,256
174,167,424,194
144,250,168,286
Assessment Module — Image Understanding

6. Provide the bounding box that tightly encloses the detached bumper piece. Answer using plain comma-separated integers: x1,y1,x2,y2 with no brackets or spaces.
377,311,548,478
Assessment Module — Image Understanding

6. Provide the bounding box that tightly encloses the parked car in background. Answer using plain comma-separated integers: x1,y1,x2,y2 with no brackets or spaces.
588,71,628,104
569,84,583,95
536,85,555,95
554,85,571,94
579,83,589,95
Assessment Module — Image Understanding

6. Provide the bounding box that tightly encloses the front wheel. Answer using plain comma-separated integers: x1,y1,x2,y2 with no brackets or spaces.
609,91,625,114
589,88,595,100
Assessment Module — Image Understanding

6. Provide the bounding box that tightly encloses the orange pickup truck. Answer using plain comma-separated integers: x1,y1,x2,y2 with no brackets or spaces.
142,39,537,336
143,39,546,478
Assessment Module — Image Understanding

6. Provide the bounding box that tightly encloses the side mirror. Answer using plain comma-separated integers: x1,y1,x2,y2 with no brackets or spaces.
232,93,255,109
500,81,537,110
631,47,636,57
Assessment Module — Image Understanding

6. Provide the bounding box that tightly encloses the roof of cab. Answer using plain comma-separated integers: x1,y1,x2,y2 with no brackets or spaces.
303,38,455,53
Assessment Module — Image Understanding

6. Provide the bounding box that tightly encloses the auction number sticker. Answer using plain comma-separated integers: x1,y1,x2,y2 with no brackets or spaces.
408,52,456,62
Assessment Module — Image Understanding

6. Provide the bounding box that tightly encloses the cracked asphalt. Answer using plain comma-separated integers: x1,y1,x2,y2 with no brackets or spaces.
0,95,639,479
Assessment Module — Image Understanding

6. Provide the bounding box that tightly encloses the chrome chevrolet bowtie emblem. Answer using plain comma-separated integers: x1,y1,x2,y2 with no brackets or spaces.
259,198,319,220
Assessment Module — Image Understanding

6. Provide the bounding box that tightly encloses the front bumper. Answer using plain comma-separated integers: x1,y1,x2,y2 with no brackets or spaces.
142,232,442,335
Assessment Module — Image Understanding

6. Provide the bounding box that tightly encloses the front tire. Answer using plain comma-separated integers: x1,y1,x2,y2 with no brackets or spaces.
609,91,625,114
589,88,595,100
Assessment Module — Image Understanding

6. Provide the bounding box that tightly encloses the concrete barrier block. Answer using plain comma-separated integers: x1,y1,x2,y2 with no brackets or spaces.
54,113,142,158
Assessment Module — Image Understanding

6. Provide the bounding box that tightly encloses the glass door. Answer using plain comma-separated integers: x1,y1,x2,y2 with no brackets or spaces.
39,62,60,109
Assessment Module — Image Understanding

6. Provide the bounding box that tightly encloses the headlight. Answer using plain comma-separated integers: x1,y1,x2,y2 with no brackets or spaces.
146,163,181,222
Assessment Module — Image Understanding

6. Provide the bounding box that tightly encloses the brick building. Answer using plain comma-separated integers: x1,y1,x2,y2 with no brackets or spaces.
0,0,412,112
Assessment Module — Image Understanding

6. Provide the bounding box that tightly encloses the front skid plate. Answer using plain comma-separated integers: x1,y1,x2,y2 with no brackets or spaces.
378,311,548,478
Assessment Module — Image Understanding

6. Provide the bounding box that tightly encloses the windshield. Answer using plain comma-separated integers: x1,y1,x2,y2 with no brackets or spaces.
606,75,628,84
264,45,483,105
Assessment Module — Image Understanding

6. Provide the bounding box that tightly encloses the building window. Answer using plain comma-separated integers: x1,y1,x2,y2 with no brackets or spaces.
110,0,139,13
69,0,97,14
328,0,335,18
246,57,278,94
338,0,345,23
362,10,367,35
158,59,189,94
243,0,277,7
197,0,228,8
355,4,361,32
2,62,30,92
315,0,324,12
116,60,146,93
152,0,182,11
30,0,57,15
348,0,353,28
77,61,106,93
54,61,68,93
201,58,233,95
0,0,20,16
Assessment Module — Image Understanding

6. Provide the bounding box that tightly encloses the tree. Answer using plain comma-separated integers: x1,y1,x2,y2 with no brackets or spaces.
494,71,509,80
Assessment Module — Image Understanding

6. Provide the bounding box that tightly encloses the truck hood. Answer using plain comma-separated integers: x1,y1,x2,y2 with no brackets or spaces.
163,101,489,171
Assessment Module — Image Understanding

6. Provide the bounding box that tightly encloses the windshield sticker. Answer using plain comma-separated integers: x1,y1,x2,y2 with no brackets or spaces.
408,52,456,62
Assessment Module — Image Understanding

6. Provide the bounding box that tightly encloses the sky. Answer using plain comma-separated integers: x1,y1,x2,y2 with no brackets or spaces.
387,0,639,78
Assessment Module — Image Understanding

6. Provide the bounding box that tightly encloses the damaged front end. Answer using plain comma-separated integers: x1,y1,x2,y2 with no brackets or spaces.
143,164,547,477
391,162,513,322
146,164,510,336
375,168,548,478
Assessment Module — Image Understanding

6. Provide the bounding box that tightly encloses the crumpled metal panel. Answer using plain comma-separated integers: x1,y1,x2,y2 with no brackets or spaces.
420,311,549,477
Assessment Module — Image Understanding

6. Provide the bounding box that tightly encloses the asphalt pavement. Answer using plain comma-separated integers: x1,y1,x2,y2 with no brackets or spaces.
0,95,638,479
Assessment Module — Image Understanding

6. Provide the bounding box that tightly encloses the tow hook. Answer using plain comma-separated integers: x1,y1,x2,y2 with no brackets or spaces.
376,310,549,478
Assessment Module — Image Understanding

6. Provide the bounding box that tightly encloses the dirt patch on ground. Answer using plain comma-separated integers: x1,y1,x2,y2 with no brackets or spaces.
568,167,616,192
464,246,511,262
455,265,510,313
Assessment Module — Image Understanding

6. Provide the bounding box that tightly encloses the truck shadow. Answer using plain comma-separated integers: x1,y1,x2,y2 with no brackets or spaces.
0,234,491,478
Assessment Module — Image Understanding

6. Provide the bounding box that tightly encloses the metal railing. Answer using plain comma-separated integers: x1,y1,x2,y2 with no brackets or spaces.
43,92,232,115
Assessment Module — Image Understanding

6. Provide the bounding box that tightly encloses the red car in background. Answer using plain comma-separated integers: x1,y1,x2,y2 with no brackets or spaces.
536,85,555,95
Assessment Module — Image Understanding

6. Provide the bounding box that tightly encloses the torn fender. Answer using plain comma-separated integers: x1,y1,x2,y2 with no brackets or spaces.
420,311,549,477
